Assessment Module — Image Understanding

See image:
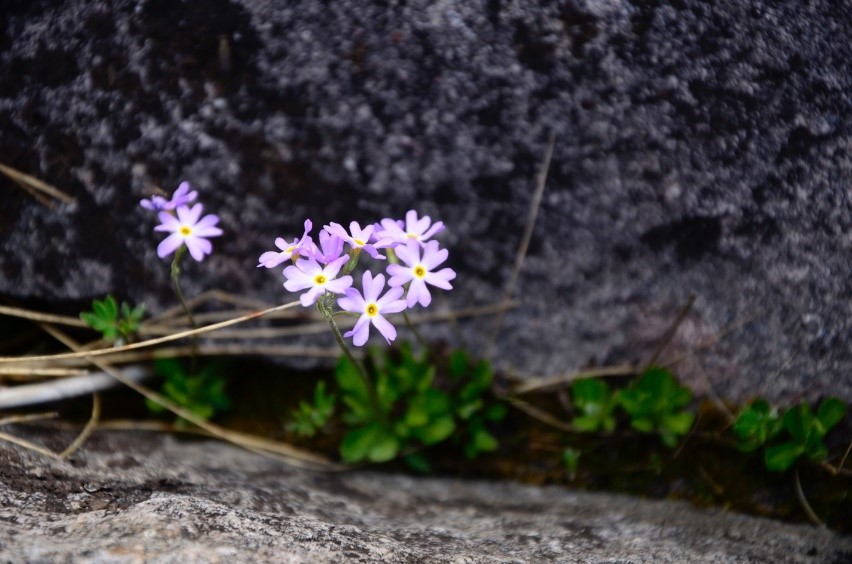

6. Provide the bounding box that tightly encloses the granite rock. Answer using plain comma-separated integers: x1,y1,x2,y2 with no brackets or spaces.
1,428,849,562
0,0,850,401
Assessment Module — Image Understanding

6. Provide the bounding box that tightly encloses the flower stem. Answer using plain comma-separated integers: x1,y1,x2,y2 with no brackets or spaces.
316,296,386,426
170,247,198,372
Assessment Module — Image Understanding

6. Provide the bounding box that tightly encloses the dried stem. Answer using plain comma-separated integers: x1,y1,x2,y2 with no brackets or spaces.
59,393,101,459
511,364,636,395
794,468,825,528
486,132,555,359
0,301,302,364
39,323,334,470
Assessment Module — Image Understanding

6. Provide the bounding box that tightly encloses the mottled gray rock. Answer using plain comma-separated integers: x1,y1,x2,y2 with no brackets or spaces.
0,0,850,402
1,428,849,562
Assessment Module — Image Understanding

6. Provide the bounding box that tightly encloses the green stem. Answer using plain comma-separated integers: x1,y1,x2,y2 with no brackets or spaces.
341,248,361,275
317,296,386,426
170,247,198,372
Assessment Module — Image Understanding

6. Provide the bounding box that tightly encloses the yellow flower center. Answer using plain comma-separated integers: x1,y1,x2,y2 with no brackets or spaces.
179,226,192,237
413,265,427,279
406,233,419,240
365,303,378,317
314,274,327,285
353,238,366,247
285,245,296,254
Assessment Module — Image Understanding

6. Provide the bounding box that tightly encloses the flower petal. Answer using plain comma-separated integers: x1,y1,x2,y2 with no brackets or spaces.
394,240,420,266
337,288,366,313
420,221,445,241
371,314,397,344
193,225,223,238
386,266,412,287
300,286,323,307
376,285,404,307
380,298,407,314
323,255,349,278
258,251,286,268
177,203,203,225
407,279,431,307
421,242,448,269
363,271,383,303
425,268,456,290
184,236,212,261
325,275,353,294
194,214,220,229
157,233,184,258
156,211,180,231
346,315,371,346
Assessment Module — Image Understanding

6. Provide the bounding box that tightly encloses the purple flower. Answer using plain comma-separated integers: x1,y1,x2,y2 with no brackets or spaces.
258,220,314,268
324,221,392,259
141,181,198,211
377,210,444,246
338,271,407,346
387,240,456,307
307,229,346,264
283,255,353,307
154,204,222,262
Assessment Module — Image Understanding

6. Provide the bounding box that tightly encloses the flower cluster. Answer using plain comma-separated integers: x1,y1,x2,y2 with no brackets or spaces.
260,211,456,346
141,182,222,262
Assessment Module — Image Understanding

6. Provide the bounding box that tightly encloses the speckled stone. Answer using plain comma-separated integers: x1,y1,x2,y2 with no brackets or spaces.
1,429,849,562
0,0,850,402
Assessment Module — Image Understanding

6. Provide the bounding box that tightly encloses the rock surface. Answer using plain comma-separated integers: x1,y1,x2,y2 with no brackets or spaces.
0,427,849,562
1,0,850,401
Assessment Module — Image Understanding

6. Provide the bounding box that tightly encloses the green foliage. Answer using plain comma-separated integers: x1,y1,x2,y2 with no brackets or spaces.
615,366,694,448
80,295,144,345
146,358,229,424
570,378,616,432
562,447,581,480
447,349,507,459
286,381,336,437
333,344,505,465
733,399,782,452
761,398,846,472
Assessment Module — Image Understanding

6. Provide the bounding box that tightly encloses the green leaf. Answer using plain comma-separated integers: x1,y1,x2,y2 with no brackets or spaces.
782,404,811,443
456,398,483,420
571,378,610,408
485,403,507,422
368,431,400,462
816,398,846,432
449,349,469,379
335,357,369,401
417,416,456,445
661,411,694,435
422,389,452,416
660,432,679,449
470,361,493,391
404,401,430,428
631,417,654,433
572,415,601,433
470,428,498,454
340,424,385,463
765,442,805,472
404,453,432,473
562,447,581,479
